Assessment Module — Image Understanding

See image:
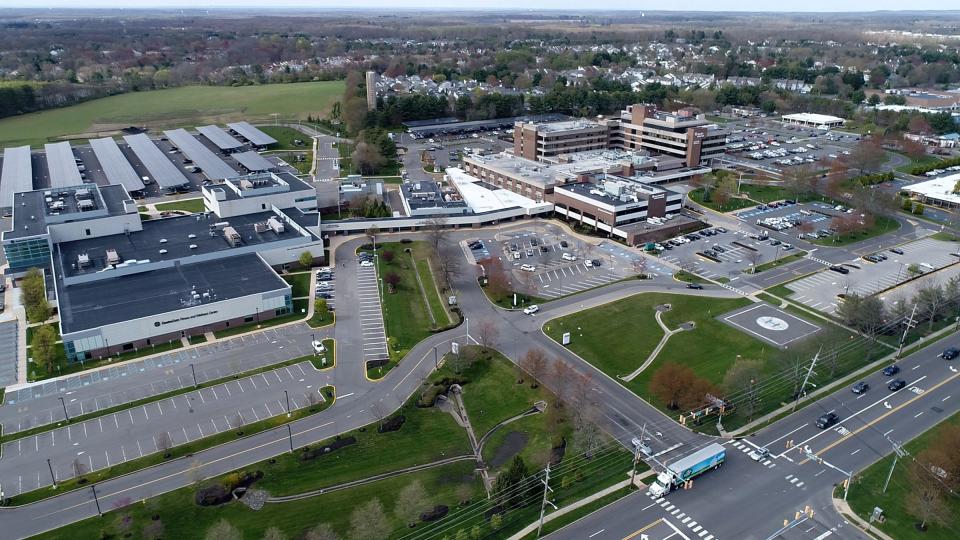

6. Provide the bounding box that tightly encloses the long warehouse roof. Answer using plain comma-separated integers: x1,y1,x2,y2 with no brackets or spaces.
45,142,83,188
196,125,244,151
163,129,238,180
89,137,145,192
123,134,190,189
226,121,278,146
232,150,275,172
1,146,32,208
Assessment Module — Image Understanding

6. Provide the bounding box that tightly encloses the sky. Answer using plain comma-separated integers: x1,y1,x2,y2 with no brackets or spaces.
4,1,957,13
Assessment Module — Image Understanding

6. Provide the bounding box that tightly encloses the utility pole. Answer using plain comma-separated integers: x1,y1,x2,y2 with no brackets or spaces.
883,440,907,493
630,424,646,488
898,303,919,358
536,464,554,537
58,397,70,422
792,347,821,412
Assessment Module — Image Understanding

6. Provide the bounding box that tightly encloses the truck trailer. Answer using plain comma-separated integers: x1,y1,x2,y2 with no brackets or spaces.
647,442,725,497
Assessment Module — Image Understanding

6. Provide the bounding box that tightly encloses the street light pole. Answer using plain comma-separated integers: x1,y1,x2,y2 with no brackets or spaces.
284,390,291,417
47,458,57,488
58,397,70,422
91,484,102,516
287,424,294,453
190,363,198,388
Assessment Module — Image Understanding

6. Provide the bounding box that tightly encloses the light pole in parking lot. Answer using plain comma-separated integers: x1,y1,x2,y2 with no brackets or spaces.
284,390,291,417
58,397,70,422
190,363,198,388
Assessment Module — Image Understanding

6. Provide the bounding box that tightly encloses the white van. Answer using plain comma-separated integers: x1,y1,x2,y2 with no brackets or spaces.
562,253,577,262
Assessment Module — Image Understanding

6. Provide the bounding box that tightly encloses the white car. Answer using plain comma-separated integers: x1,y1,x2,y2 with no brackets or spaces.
520,263,536,272
523,305,540,315
631,437,652,456
311,340,326,354
562,252,577,261
359,260,374,267
584,260,594,268
748,447,770,462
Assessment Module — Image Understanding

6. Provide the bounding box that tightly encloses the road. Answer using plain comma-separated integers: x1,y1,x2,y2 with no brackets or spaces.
1,220,956,539
544,331,960,540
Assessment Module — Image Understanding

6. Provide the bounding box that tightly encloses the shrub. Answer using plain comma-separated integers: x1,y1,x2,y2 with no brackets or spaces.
420,505,449,522
378,415,406,433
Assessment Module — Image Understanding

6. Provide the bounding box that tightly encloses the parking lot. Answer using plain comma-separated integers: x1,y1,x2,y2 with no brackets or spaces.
465,225,668,300
784,237,960,314
657,226,800,280
0,359,327,497
355,257,390,368
314,267,337,311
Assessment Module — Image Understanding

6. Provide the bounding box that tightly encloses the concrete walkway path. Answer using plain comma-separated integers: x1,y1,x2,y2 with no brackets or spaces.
622,308,691,382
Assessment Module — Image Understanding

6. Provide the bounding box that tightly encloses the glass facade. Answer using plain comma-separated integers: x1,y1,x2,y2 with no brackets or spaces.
3,236,51,273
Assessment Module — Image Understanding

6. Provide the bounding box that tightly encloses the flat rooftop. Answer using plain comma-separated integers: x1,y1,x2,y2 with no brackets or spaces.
58,253,287,334
205,171,313,202
5,184,132,240
164,128,238,180
400,180,468,211
905,173,960,205
123,134,190,189
44,142,83,188
531,119,605,133
782,113,845,124
0,146,32,209
464,154,557,189
89,137,146,192
233,150,276,172
226,122,278,147
557,179,670,206
55,210,307,279
446,168,552,213
197,125,245,151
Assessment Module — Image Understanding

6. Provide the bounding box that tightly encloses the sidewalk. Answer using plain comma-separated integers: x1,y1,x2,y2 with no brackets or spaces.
506,471,654,540
833,498,890,540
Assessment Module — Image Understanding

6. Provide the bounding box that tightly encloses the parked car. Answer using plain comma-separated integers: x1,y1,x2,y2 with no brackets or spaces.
888,379,906,392
882,364,900,376
562,252,577,261
523,305,539,315
311,340,326,354
816,412,839,429
941,347,960,360
520,264,536,272
829,265,850,274
851,381,869,394
359,260,374,267
889,248,904,255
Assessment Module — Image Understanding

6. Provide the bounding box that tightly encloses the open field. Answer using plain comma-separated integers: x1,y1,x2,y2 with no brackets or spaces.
810,215,900,246
847,412,960,540
0,81,343,148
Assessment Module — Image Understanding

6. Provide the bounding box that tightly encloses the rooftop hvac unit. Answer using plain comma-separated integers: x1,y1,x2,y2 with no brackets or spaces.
77,253,91,268
105,248,120,265
159,249,168,255
74,188,93,199
223,226,241,247
77,199,95,211
239,179,254,190
254,221,269,234
189,244,198,249
266,217,285,234
212,221,230,231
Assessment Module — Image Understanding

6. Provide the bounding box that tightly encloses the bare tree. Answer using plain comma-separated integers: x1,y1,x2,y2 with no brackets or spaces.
394,480,431,527
348,498,391,540
232,412,245,433
435,249,462,292
552,360,574,407
520,348,548,388
571,403,604,458
906,456,950,531
423,216,449,252
371,401,386,430
72,457,88,479
723,359,764,420
156,431,173,456
746,249,762,273
916,283,947,332
476,319,499,349
304,524,340,540
205,519,243,540
650,363,697,410
631,257,648,278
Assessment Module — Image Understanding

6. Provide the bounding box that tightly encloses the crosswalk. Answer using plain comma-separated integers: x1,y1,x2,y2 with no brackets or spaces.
645,493,717,540
535,264,625,299
727,439,777,469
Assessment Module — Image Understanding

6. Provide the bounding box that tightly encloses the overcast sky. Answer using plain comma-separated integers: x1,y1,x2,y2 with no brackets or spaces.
5,1,956,12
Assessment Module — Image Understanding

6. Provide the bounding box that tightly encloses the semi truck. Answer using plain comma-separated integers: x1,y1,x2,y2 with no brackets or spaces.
647,442,725,497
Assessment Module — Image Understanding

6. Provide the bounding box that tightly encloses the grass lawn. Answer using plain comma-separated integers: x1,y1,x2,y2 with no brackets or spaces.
212,311,304,339
282,272,311,298
750,251,807,273
544,292,862,432
931,231,960,242
674,270,709,284
373,242,439,367
154,198,205,214
811,215,900,246
0,81,344,148
895,152,941,174
414,256,453,326
687,188,755,212
256,125,310,149
187,334,207,345
846,412,960,540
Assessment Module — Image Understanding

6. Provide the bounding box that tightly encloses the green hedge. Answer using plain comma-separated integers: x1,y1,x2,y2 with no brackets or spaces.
909,155,960,176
